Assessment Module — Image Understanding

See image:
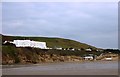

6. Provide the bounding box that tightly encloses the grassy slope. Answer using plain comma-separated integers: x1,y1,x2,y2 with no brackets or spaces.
2,35,97,49
2,35,102,64
2,45,102,64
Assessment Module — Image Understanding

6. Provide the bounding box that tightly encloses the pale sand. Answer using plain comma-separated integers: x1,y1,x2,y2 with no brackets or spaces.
2,61,118,75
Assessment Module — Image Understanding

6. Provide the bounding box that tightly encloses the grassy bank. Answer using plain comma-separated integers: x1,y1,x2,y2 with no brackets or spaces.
2,45,102,65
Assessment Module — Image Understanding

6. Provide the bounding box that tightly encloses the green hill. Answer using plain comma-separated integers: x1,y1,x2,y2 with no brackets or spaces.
2,34,103,64
2,34,97,50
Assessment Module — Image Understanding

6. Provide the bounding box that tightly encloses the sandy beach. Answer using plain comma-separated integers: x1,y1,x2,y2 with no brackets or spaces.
2,61,118,75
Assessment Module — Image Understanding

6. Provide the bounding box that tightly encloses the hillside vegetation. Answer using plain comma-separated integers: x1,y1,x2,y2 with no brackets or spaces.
2,35,97,49
2,45,102,65
2,34,102,65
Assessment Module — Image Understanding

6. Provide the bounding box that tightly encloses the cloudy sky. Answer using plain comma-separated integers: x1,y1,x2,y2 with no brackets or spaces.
2,2,118,49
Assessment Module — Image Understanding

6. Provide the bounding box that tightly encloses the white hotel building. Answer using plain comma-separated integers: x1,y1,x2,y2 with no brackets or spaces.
5,40,47,49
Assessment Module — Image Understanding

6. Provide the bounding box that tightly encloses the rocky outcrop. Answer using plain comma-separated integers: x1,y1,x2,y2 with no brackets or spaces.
2,53,83,64
2,46,83,65
2,46,118,65
96,53,118,61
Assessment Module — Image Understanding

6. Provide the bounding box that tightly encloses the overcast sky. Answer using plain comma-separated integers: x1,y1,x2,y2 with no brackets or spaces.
2,2,118,49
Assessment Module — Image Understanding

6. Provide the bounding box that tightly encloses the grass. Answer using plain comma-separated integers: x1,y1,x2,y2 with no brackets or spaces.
2,35,98,50
2,45,102,58
2,34,119,64
1,34,101,64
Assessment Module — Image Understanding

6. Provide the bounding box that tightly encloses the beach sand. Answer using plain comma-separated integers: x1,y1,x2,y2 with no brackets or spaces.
2,61,118,75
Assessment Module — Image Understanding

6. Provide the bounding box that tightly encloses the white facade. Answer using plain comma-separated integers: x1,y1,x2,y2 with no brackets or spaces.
56,47,62,50
85,49,92,51
84,56,93,60
105,58,112,61
11,40,47,49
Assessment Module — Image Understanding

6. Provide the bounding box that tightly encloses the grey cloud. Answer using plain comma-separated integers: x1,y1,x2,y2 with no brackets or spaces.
2,2,118,48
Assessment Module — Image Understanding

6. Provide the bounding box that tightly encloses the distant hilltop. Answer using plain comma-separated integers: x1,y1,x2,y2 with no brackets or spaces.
1,34,98,50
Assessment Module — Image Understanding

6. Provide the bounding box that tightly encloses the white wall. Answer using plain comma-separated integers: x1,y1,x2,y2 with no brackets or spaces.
30,41,47,49
13,40,31,47
12,40,47,49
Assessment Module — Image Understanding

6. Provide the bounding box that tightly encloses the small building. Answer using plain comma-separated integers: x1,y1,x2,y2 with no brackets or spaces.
85,49,92,51
83,54,95,60
68,48,75,51
56,47,62,50
78,49,81,51
46,47,52,49
71,48,75,51
96,49,103,52
105,58,112,61
83,56,94,60
63,48,66,50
